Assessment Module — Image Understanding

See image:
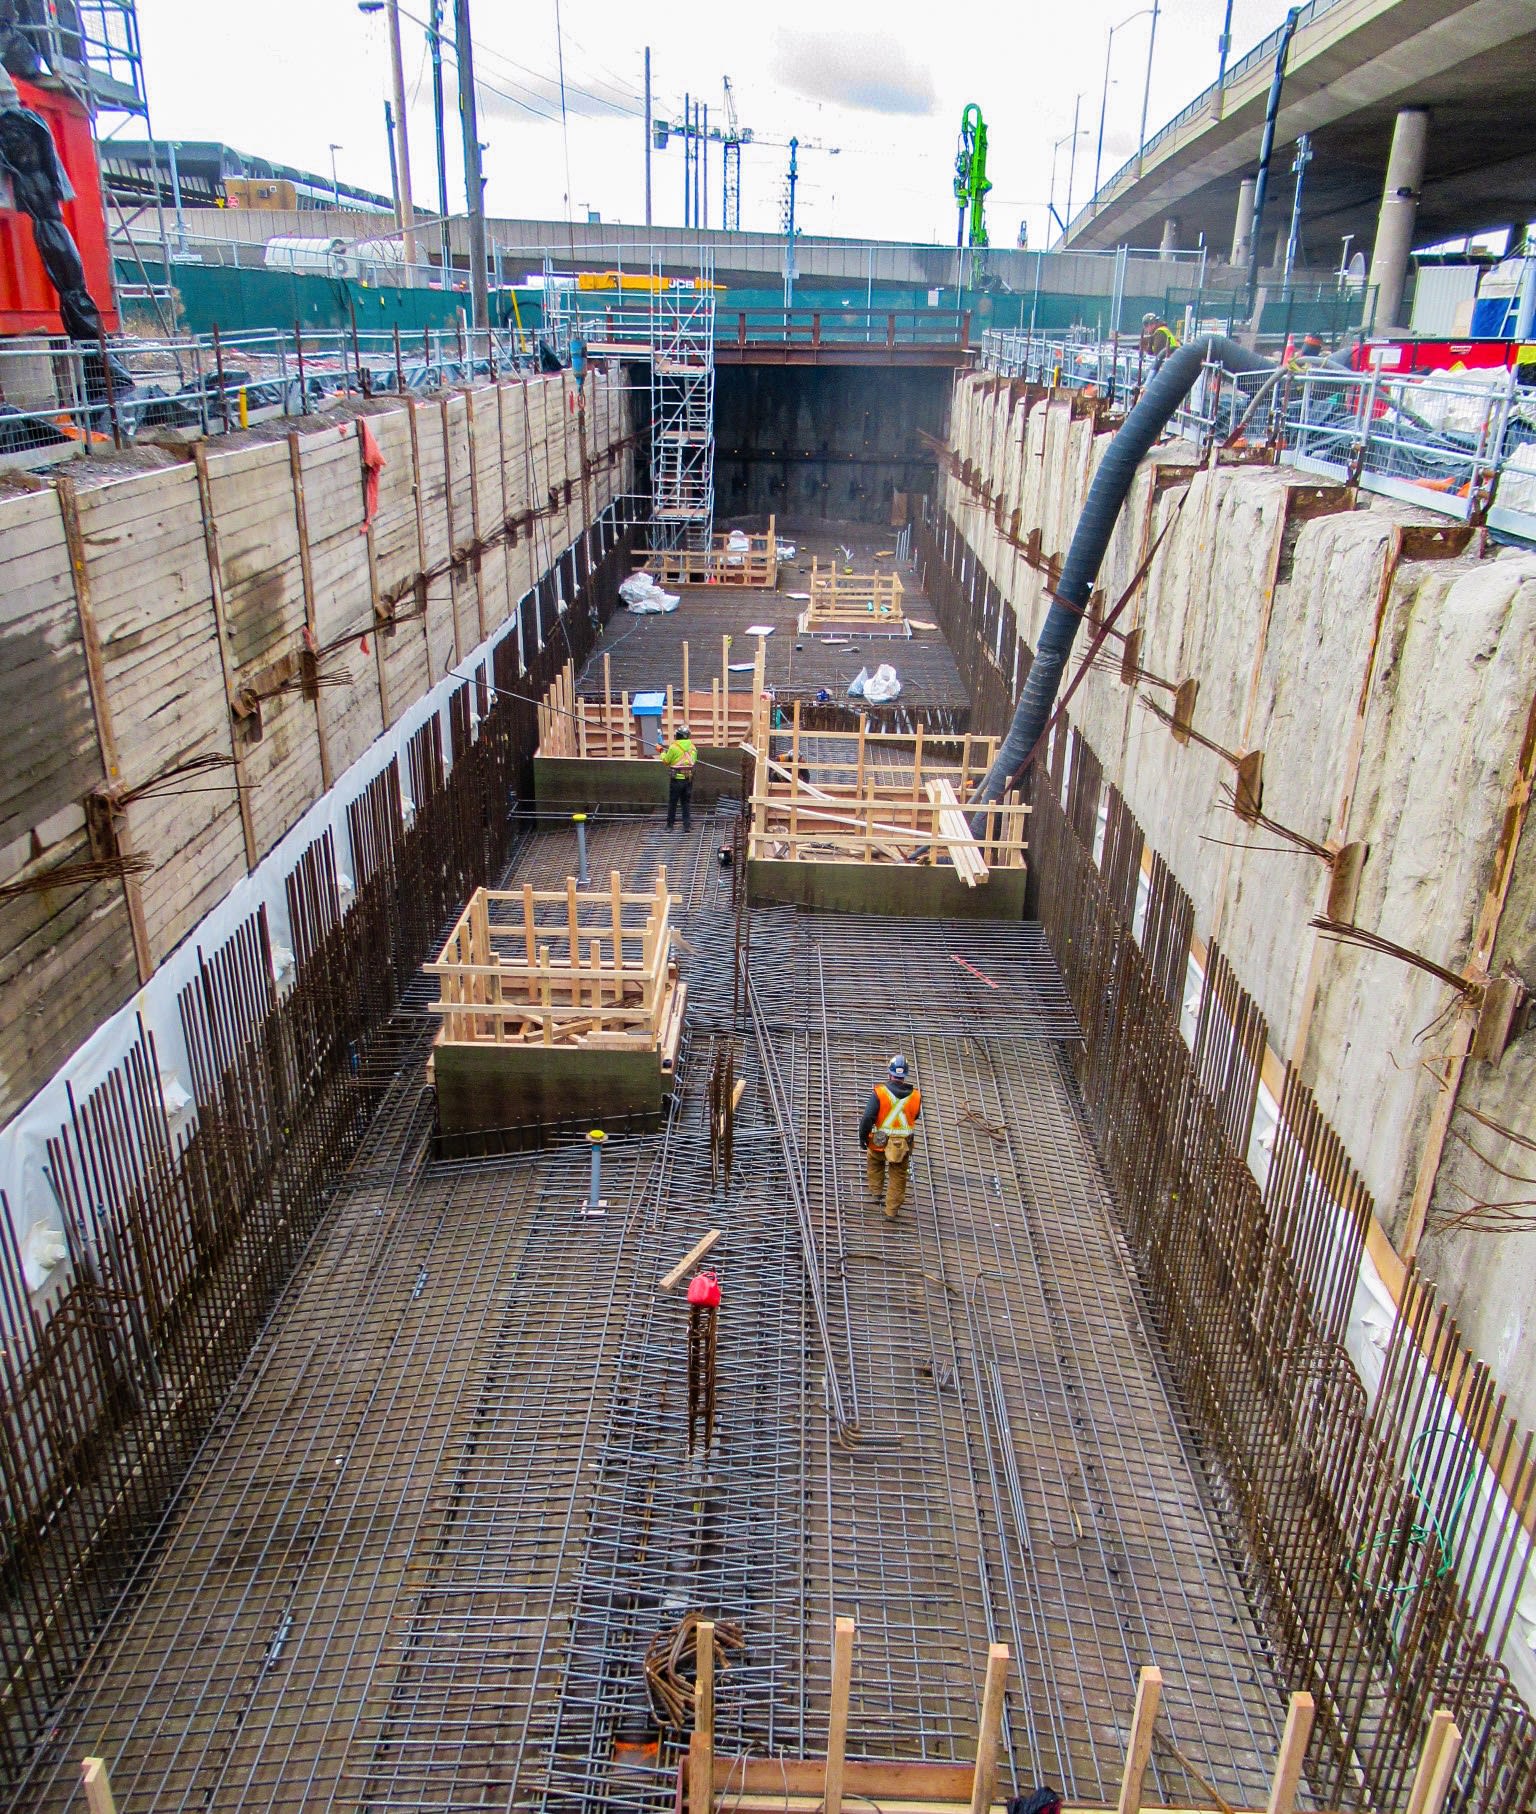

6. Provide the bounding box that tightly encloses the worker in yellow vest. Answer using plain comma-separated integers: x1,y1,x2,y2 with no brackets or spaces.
659,723,698,830
859,1055,922,1220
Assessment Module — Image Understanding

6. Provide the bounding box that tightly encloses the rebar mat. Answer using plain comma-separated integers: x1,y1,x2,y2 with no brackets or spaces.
12,808,1287,1813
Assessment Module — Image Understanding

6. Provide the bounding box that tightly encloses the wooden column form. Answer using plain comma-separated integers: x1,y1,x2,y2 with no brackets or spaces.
190,442,260,870
54,477,153,983
79,1758,116,1814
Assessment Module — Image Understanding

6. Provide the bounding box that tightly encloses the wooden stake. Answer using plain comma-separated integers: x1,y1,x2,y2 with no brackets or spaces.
80,1758,116,1814
1116,1666,1163,1814
690,1619,716,1814
826,1615,856,1814
659,1229,723,1291
1264,1693,1314,1814
682,640,691,721
1403,1710,1461,1814
969,1643,1009,1814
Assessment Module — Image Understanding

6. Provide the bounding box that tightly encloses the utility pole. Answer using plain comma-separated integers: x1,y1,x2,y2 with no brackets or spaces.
1135,0,1160,176
384,0,418,274
453,0,489,333
702,102,709,231
783,136,799,310
428,0,451,278
643,46,652,228
1211,0,1235,120
683,91,690,226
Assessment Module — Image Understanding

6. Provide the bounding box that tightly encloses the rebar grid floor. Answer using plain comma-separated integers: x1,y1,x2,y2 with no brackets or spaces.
13,810,1288,1813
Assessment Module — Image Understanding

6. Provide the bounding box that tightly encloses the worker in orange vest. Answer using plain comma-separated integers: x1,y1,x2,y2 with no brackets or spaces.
859,1055,922,1220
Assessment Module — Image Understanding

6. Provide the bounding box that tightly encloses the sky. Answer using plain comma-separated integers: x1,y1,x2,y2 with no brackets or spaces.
132,0,1301,251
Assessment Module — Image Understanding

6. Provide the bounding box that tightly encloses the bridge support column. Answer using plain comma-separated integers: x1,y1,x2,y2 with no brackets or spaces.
1231,177,1256,266
1367,107,1428,331
1159,217,1180,260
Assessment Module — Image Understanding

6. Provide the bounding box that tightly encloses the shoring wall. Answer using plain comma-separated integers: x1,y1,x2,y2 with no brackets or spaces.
0,513,641,1786
0,370,634,1133
935,367,1536,1439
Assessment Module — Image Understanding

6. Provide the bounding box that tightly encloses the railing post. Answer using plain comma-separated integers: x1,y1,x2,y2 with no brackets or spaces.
886,311,896,348
811,310,821,347
960,308,971,347
737,310,746,347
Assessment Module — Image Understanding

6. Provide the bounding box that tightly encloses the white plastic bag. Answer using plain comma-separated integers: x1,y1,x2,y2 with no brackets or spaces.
846,666,869,698
861,663,902,703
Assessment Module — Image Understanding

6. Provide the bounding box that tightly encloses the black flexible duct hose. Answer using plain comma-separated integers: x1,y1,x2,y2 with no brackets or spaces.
972,334,1273,808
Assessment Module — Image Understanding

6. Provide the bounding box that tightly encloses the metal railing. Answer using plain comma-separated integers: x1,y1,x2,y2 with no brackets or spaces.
978,327,1536,541
723,306,971,348
0,324,538,465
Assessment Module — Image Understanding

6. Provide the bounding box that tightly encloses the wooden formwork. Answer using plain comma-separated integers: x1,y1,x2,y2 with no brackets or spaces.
536,640,770,760
427,871,682,1053
681,1634,1466,1814
644,517,779,589
799,557,907,634
747,705,1027,885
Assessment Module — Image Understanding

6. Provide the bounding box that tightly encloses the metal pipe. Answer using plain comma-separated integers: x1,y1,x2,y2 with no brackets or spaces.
1245,7,1302,317
573,812,589,886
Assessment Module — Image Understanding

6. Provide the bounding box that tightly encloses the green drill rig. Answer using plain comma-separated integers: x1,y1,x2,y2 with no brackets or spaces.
954,102,992,259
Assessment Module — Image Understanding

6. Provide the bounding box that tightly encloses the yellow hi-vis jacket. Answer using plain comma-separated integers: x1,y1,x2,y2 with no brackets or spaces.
869,1082,921,1148
661,736,698,777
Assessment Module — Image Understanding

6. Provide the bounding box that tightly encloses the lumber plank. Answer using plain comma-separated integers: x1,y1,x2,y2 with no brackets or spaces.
659,1229,722,1291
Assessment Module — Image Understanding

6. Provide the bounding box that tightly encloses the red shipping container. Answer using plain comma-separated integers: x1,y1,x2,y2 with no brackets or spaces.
0,77,118,337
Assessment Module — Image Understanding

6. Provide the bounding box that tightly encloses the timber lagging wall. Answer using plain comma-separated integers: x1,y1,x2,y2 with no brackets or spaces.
0,522,641,1788
0,371,633,1129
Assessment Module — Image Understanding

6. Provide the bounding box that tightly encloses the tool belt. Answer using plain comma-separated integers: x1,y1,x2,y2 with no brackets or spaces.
882,1133,911,1164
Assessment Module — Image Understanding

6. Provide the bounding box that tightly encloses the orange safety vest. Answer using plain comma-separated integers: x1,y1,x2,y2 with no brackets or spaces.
870,1083,921,1148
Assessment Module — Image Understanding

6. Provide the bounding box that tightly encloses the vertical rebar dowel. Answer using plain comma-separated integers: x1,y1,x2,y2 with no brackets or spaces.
586,1127,605,1207
573,813,589,887
686,1272,721,1454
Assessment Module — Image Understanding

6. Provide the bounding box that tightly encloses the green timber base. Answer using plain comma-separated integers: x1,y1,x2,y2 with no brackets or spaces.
433,1040,673,1142
747,858,1027,920
533,748,745,812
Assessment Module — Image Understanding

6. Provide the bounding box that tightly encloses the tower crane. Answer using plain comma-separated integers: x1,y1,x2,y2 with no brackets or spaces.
655,81,836,234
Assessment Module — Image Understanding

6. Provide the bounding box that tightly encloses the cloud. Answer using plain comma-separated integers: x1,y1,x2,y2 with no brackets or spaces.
772,30,937,116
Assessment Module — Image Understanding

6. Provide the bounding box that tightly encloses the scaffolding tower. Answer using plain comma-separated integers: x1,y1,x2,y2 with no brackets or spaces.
648,258,716,552
545,252,716,555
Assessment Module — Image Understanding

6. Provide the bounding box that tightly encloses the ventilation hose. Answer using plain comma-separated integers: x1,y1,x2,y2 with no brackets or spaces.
972,334,1274,808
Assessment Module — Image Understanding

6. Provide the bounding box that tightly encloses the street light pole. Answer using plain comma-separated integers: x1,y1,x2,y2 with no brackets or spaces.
1095,8,1152,202
328,142,342,209
1135,0,1160,176
643,46,652,228
453,0,489,333
1064,90,1084,233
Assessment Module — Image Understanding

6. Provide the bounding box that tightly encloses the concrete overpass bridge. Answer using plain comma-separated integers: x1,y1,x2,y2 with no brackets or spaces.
1063,0,1536,325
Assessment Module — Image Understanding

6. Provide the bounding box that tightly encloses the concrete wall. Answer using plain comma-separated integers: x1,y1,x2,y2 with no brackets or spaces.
944,368,1536,1426
715,366,949,524
0,371,633,1130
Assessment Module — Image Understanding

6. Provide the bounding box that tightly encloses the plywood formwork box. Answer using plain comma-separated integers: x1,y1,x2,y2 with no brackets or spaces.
428,870,684,1140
